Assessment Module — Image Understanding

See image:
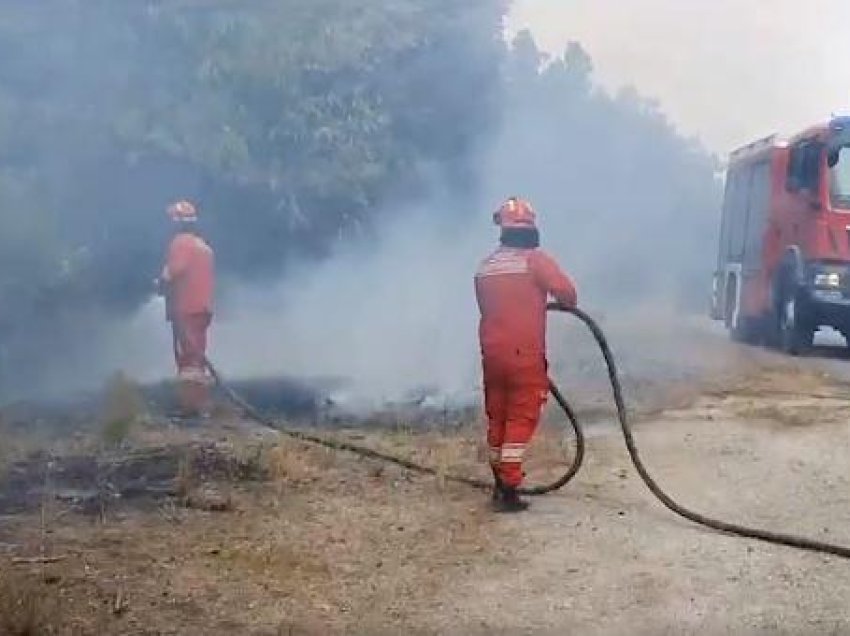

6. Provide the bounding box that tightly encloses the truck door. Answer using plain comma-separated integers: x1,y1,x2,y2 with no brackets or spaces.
740,161,771,316
725,169,749,266
743,162,770,273
716,167,750,324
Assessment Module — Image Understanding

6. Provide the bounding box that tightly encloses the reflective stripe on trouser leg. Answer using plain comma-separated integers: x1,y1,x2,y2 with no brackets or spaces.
498,384,547,488
500,443,526,462
499,444,526,489
178,366,211,384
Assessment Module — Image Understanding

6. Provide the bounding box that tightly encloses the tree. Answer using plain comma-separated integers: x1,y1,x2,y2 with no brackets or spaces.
0,0,507,397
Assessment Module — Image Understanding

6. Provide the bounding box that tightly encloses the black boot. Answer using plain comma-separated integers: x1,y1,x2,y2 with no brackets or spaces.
491,467,504,504
494,486,530,513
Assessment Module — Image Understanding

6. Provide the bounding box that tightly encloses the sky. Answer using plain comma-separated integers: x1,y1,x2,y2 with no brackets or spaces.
507,0,850,153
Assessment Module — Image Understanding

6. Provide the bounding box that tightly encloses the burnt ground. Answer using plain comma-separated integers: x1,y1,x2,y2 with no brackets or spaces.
3,318,850,634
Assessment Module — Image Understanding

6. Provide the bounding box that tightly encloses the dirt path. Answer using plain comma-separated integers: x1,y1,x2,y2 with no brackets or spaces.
422,386,850,635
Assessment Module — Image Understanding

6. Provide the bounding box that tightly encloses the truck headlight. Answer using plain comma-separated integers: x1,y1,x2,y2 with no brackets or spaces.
814,272,842,287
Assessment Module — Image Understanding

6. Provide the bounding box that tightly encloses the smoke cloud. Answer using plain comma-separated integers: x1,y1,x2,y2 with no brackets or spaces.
165,35,722,408
0,7,724,409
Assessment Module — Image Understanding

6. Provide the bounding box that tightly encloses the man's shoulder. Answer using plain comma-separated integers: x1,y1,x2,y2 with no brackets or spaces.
475,247,531,277
172,232,212,253
527,248,560,267
170,232,193,247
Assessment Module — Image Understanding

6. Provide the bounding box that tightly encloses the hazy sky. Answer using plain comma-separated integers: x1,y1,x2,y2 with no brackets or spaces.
508,0,850,153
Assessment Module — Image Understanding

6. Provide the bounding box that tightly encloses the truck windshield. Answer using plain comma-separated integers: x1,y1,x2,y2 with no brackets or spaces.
829,145,850,209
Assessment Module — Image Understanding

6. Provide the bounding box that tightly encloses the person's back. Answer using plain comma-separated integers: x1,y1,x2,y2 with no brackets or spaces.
476,245,574,365
167,231,214,316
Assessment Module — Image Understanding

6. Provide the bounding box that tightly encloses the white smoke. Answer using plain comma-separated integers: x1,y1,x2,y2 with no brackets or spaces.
211,201,493,410
37,36,722,410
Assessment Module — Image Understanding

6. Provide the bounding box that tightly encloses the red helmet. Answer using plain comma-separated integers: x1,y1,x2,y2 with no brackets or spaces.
493,197,536,229
167,200,198,223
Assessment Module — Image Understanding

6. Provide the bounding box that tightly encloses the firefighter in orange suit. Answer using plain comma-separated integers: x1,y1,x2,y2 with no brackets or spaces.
157,200,215,418
475,197,578,512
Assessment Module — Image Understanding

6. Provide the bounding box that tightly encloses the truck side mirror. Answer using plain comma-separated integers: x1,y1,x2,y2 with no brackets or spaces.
828,151,839,168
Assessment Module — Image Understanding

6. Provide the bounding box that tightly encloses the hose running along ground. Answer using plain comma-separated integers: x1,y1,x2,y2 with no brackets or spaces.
204,306,850,560
206,361,582,494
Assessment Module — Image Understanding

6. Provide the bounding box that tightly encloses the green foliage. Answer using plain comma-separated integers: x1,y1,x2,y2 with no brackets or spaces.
0,0,505,278
0,0,506,395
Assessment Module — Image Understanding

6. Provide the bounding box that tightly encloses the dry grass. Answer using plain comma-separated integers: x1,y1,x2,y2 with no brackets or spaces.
0,438,16,476
0,428,57,477
737,403,811,427
207,480,496,631
729,398,850,429
99,371,147,447
730,366,841,397
716,367,850,429
523,421,578,484
174,450,195,500
264,439,321,486
0,419,507,634
0,566,59,636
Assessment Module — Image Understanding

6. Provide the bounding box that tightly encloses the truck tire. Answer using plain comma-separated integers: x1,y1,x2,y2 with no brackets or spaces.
779,292,813,355
732,316,762,345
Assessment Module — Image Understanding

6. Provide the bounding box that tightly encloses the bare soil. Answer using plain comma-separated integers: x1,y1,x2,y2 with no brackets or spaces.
3,326,850,634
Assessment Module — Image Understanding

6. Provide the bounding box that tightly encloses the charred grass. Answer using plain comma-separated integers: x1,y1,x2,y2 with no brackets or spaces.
0,421,506,634
0,567,61,636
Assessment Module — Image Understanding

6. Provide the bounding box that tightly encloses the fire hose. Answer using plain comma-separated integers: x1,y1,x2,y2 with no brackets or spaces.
203,305,850,560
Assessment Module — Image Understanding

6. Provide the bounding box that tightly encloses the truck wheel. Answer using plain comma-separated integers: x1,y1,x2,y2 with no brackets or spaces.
731,316,762,344
779,294,813,355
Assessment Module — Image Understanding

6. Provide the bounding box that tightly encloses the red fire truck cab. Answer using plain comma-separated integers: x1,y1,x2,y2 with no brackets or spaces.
712,117,850,353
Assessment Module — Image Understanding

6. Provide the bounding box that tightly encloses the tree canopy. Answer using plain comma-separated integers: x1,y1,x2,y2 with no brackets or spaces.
0,0,505,316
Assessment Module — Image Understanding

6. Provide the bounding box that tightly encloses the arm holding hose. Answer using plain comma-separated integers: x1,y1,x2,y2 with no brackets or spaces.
529,250,578,308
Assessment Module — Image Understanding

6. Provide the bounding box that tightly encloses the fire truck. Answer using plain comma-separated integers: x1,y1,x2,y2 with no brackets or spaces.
712,117,850,354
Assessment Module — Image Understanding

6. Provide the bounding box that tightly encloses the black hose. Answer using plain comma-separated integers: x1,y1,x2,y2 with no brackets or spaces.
205,359,583,494
204,306,850,559
555,303,850,560
518,380,585,495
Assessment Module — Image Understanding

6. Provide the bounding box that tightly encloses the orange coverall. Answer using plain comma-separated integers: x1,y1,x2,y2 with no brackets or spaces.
163,232,215,413
475,246,577,488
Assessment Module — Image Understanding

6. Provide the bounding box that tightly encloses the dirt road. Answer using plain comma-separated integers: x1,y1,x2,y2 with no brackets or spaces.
432,386,850,636
3,325,850,634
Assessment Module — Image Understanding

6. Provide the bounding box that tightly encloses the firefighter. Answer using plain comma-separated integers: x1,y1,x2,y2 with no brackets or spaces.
475,197,578,512
156,200,215,419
